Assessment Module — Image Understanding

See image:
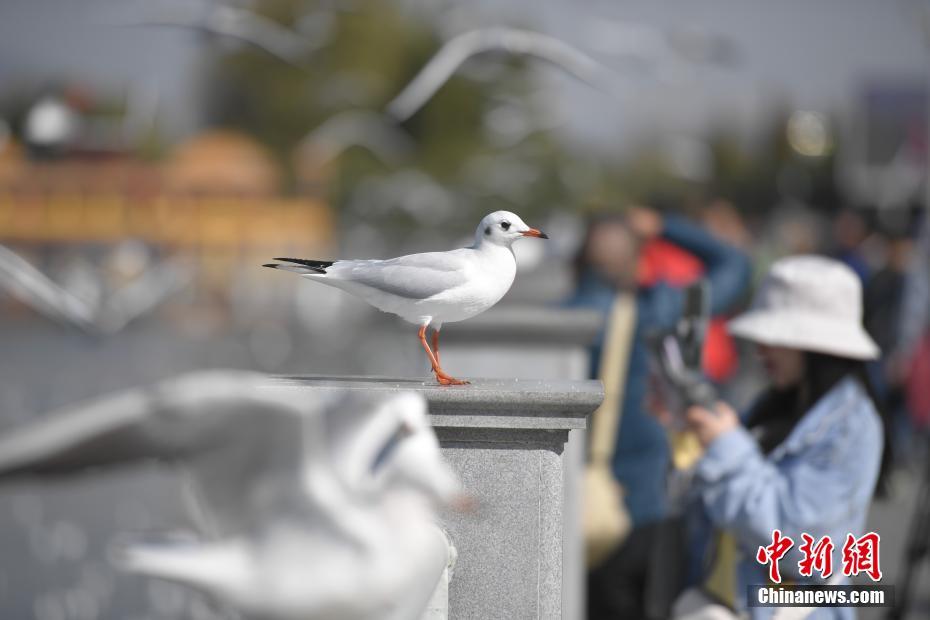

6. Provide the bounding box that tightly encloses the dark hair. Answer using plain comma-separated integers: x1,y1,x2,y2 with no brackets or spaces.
746,352,890,494
571,212,631,285
572,211,640,287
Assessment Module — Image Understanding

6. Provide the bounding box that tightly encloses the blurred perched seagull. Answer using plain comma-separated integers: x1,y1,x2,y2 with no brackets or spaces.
0,372,461,620
265,211,548,385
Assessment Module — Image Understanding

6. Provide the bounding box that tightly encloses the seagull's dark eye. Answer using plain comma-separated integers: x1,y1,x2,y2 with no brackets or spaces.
500,221,511,231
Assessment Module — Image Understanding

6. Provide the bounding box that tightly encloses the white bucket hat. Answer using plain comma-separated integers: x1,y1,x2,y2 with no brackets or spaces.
728,255,880,360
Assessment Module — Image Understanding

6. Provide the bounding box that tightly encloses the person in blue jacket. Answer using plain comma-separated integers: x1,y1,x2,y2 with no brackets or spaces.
675,255,884,620
567,206,752,619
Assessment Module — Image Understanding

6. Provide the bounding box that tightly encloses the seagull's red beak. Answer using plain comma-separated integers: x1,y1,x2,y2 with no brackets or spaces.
521,228,549,239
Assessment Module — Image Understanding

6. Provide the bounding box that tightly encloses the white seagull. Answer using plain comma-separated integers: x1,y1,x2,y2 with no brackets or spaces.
0,372,462,620
264,210,548,385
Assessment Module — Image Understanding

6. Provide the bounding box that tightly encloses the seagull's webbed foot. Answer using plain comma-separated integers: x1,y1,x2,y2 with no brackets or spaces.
434,371,470,386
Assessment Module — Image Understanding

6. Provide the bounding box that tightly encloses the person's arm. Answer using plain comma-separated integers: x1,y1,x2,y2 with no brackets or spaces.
697,426,850,547
686,400,882,551
660,215,752,316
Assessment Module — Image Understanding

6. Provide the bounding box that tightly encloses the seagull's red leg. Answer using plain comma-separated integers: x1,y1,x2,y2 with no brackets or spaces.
418,325,468,386
418,325,440,372
432,329,441,366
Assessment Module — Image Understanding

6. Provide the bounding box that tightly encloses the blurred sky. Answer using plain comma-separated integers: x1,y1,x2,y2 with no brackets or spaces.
511,0,928,153
0,0,926,150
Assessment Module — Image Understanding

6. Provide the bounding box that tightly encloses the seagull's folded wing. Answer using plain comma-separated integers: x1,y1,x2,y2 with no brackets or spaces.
335,251,470,300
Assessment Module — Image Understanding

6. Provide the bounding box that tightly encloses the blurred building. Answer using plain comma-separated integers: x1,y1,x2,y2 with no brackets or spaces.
0,127,334,320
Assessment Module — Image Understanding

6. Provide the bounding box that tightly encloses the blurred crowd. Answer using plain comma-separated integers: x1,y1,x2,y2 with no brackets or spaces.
569,197,929,620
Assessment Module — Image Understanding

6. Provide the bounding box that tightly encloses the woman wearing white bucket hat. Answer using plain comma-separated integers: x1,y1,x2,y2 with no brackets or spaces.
671,255,884,620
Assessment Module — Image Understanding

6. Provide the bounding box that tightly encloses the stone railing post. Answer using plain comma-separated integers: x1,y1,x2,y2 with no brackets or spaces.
436,306,603,619
269,376,603,619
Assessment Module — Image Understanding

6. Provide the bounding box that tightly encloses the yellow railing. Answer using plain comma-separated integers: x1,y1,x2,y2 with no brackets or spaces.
0,195,334,249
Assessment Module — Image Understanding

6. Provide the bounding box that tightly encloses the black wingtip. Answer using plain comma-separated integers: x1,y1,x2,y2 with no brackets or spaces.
273,257,334,271
263,263,280,269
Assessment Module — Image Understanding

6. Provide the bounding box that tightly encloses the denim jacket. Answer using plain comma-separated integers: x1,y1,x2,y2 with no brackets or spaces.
691,377,883,619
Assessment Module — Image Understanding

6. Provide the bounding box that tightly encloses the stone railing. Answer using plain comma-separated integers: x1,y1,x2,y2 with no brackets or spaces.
269,375,603,619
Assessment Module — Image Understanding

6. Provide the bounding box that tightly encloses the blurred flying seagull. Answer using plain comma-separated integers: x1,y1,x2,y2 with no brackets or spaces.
386,26,621,122
0,371,460,620
296,25,628,189
264,211,548,385
0,244,96,330
0,244,191,334
301,27,618,161
112,4,317,68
